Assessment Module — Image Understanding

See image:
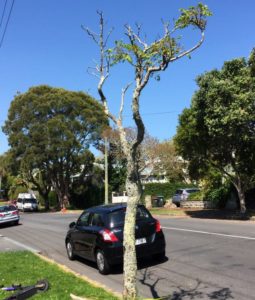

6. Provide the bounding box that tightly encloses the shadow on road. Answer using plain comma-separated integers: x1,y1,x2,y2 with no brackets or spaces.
185,209,252,221
170,285,234,300
74,255,168,275
139,276,234,300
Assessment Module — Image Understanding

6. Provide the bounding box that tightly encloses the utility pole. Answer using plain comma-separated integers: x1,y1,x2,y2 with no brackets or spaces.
104,137,109,204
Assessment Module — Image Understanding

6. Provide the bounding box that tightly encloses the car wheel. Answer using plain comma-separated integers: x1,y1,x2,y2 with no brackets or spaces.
13,220,19,226
66,240,75,260
153,250,166,261
96,249,110,275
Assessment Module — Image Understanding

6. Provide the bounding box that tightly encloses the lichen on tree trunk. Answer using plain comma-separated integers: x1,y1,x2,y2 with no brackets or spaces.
123,168,142,299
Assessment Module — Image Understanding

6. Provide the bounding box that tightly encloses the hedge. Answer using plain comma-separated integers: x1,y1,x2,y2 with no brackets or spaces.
142,182,197,200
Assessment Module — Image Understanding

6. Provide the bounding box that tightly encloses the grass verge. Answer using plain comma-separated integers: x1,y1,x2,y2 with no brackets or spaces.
149,207,255,220
149,208,187,217
0,251,119,300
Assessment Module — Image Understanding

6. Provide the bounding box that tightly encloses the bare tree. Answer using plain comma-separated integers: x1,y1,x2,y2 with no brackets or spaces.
84,4,211,298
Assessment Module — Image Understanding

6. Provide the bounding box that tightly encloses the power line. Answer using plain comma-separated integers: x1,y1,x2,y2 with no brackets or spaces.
0,0,8,29
0,0,15,49
123,110,180,117
141,111,179,116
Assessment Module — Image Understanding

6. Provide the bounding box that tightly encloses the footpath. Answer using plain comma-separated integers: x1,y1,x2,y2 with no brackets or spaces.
0,234,37,252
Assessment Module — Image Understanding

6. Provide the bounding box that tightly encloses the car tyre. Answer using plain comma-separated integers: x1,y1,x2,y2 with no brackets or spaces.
66,240,76,260
96,249,110,275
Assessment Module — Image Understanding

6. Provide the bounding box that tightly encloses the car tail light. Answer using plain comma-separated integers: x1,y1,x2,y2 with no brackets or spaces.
100,229,119,242
0,213,4,217
12,211,18,215
155,219,162,232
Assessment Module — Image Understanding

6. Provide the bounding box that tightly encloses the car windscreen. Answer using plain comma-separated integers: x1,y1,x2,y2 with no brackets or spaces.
107,206,152,228
24,199,37,204
175,190,183,195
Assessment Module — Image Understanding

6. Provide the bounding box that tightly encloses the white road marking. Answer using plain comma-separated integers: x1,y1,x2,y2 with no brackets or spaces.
162,226,255,240
1,236,40,252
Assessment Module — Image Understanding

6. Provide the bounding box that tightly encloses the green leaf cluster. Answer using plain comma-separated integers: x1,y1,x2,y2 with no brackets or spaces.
175,3,212,30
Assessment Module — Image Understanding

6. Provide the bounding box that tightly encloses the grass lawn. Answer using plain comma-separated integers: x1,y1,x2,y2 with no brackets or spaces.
150,207,255,221
149,207,187,217
0,251,119,300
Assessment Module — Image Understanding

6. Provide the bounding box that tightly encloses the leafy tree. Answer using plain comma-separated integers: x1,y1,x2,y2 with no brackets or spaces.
85,4,211,298
103,127,162,191
150,140,188,183
3,85,108,209
174,54,255,213
71,164,105,209
0,151,20,199
0,153,9,198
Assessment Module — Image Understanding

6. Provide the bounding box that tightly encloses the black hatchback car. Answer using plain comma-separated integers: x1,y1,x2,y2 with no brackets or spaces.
65,203,166,274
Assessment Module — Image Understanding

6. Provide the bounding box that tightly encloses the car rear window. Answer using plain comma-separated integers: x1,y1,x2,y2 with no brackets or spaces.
107,206,152,228
0,205,16,212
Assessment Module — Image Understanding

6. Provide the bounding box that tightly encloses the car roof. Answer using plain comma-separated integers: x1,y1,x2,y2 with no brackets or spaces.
85,203,144,214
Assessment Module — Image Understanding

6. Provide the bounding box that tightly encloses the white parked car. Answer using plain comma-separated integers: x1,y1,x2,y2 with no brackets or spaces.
172,188,200,207
17,193,38,212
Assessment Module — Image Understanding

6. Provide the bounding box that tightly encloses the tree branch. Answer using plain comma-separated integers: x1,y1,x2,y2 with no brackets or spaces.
119,82,133,123
170,31,205,62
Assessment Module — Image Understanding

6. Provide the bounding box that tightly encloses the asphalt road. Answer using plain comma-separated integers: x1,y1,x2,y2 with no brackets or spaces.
1,212,255,299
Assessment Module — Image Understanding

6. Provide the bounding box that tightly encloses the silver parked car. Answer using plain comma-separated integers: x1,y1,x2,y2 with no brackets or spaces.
0,205,20,226
172,188,200,207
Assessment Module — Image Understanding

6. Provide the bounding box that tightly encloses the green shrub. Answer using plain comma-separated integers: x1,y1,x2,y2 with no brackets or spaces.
188,191,204,201
204,184,231,208
70,186,104,209
48,191,58,207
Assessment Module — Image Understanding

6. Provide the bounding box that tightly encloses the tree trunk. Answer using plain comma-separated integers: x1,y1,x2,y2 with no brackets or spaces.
44,197,50,211
123,160,142,299
233,177,246,214
40,192,50,211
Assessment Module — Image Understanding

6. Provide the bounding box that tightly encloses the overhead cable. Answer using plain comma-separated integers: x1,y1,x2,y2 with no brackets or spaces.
0,0,8,29
0,0,15,49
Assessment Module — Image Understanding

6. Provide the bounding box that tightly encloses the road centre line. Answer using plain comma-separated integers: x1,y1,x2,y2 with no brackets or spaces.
162,226,255,241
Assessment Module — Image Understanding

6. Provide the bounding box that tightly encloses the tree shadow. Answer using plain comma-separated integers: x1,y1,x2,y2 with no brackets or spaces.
139,275,234,300
170,284,234,300
139,267,166,298
185,209,251,221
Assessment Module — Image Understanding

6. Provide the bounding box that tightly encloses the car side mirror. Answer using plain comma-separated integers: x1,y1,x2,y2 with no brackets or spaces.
69,221,76,229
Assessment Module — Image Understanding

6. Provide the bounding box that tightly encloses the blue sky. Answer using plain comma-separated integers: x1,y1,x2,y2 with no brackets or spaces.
0,0,255,155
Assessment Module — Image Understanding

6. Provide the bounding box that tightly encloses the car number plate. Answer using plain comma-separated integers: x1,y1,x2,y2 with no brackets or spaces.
135,238,146,245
